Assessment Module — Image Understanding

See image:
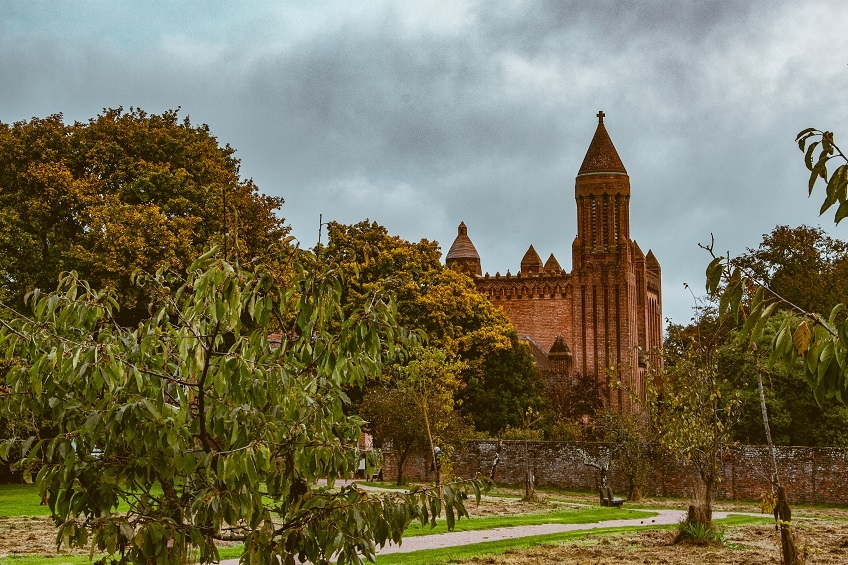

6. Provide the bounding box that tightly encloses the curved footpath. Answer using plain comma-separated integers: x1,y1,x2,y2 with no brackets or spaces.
219,508,753,563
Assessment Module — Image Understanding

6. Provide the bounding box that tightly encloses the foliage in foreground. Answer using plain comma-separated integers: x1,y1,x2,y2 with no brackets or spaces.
0,250,488,564
706,128,848,406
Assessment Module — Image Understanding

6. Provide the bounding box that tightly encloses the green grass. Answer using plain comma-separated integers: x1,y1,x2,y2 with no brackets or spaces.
0,545,246,565
0,484,49,517
0,513,778,565
376,513,773,565
403,506,655,537
375,525,657,565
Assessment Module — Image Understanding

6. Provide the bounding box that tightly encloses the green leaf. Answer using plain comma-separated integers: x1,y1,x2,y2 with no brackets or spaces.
829,303,846,328
834,200,848,225
805,140,820,170
705,257,724,294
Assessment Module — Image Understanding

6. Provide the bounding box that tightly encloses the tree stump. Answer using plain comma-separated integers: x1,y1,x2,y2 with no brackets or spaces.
686,504,710,528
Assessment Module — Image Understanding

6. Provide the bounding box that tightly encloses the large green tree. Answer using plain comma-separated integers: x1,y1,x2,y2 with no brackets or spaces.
734,225,848,315
715,311,848,447
0,251,485,564
652,319,742,529
0,108,287,325
706,128,848,404
323,221,543,434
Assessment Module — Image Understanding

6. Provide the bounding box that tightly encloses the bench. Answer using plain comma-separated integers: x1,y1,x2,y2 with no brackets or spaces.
600,487,625,508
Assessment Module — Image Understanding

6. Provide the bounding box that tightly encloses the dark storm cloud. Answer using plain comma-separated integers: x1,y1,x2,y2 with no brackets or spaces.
1,0,846,324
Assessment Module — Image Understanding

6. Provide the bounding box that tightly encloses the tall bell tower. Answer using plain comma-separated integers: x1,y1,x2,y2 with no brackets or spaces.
446,112,663,412
571,111,641,409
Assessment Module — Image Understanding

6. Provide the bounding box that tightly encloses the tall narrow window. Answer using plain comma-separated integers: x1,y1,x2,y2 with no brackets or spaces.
591,198,598,249
613,197,620,243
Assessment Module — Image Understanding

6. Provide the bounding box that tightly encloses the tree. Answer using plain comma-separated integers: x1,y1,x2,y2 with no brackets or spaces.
541,372,608,441
361,347,471,486
705,128,848,405
734,225,848,316
595,409,655,502
322,221,544,434
651,320,742,529
361,388,426,485
0,251,486,564
0,108,288,325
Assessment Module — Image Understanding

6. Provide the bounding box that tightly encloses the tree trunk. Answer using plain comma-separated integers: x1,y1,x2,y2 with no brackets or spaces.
775,486,802,564
627,478,642,502
688,475,713,528
758,368,801,564
522,437,536,501
686,504,710,528
396,452,407,486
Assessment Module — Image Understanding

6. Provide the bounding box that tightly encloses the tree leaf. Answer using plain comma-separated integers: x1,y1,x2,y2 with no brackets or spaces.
793,320,813,357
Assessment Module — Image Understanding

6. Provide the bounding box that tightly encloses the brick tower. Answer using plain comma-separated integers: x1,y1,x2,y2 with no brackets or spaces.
446,112,662,410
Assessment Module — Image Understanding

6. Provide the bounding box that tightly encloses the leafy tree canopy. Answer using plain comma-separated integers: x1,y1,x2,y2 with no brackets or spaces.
706,129,848,405
0,251,486,564
711,310,848,447
0,108,288,325
735,225,848,315
322,220,543,434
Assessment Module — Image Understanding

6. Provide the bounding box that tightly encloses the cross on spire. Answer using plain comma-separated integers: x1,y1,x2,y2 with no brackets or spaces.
597,110,605,124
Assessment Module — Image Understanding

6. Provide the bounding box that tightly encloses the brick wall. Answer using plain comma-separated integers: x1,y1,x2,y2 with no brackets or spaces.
383,440,848,505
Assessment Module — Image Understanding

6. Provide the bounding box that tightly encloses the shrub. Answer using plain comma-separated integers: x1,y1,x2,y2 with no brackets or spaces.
675,521,727,546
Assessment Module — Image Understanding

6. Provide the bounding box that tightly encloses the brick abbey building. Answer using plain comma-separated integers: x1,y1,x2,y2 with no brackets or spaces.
446,112,662,409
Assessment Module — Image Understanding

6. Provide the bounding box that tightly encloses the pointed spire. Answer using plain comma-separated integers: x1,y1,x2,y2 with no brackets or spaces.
577,111,627,176
547,335,573,374
646,250,661,272
520,245,544,274
544,253,562,273
548,335,572,357
632,241,645,260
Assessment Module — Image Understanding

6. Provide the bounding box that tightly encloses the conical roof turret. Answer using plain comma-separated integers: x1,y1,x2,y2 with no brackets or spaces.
445,222,482,276
544,253,562,273
520,245,543,274
577,111,627,176
548,335,572,358
446,222,480,260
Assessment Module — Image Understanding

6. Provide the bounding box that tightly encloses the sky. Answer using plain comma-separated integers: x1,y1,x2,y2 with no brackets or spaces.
2,0,847,326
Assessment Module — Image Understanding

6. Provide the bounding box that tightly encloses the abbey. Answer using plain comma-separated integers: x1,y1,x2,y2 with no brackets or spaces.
446,112,662,410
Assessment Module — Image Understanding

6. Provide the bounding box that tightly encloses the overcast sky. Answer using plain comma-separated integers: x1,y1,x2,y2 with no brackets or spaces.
2,0,847,325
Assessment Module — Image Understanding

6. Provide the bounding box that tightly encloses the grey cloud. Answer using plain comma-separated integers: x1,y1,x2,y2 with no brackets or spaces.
1,0,846,326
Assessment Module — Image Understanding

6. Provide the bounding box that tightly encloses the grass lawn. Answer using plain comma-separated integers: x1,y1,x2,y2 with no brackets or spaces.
403,506,654,537
0,483,776,565
0,545,246,565
0,484,50,517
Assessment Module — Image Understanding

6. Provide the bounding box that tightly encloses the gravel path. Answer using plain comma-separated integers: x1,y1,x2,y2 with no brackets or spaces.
372,508,687,555
218,508,757,563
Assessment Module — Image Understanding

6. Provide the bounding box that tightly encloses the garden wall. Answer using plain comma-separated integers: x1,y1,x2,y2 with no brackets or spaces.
382,440,848,505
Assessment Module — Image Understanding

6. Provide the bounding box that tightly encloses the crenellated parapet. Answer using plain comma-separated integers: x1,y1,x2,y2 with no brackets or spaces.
476,268,572,302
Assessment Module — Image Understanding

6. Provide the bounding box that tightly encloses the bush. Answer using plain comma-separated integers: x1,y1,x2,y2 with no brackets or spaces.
675,521,727,546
